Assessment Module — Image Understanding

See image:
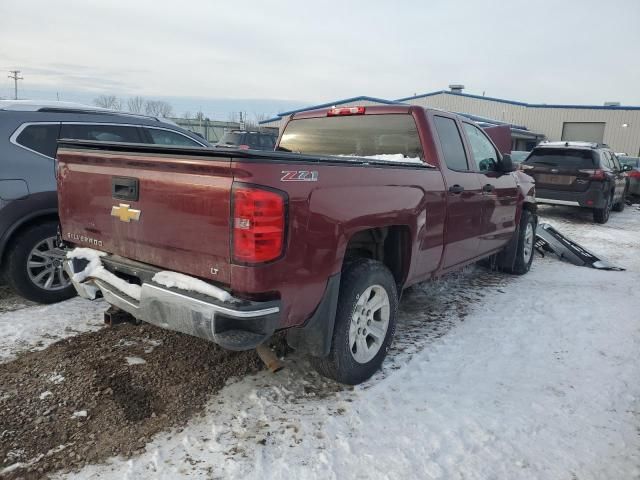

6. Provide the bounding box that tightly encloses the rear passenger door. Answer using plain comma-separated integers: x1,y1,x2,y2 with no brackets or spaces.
462,122,518,253
431,114,484,269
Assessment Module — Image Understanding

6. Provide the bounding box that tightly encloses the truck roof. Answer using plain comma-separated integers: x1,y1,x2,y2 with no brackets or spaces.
536,141,609,150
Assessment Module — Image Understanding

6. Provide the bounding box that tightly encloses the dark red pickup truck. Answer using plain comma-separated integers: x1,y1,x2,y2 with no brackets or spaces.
57,105,536,385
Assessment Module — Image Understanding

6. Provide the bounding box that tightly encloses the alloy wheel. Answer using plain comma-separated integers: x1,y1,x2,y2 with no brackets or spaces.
523,221,534,263
348,284,390,364
27,236,70,291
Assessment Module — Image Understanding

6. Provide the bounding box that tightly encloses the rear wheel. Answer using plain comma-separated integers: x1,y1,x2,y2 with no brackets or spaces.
4,221,75,304
593,193,612,223
311,259,398,385
612,189,626,212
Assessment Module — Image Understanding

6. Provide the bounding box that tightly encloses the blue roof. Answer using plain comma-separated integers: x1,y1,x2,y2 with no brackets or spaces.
396,90,640,111
259,116,282,124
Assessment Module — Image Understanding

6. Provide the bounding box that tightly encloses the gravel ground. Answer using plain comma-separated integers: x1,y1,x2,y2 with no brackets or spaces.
0,322,287,479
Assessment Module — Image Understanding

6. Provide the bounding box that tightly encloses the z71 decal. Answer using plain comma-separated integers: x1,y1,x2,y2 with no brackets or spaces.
281,170,318,182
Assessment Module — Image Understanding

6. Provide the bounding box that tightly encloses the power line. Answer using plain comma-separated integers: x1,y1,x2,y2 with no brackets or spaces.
7,70,23,100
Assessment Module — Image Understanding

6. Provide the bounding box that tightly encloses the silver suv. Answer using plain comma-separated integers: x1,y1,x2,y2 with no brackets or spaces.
0,100,209,303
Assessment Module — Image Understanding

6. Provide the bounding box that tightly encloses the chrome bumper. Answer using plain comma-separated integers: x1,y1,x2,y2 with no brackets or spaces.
536,198,581,207
65,259,280,351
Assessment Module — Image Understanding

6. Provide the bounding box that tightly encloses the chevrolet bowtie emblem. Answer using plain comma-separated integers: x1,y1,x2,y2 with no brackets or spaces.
111,203,141,223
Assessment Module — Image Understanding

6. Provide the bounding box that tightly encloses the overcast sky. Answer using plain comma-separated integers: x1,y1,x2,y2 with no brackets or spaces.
1,0,639,118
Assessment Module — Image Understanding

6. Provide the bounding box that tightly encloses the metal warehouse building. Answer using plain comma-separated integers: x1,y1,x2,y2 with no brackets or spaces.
260,88,640,155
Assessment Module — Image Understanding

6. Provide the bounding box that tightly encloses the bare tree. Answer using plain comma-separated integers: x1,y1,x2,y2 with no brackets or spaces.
145,100,173,117
182,111,192,119
195,111,205,121
227,112,239,123
93,95,122,110
127,96,146,113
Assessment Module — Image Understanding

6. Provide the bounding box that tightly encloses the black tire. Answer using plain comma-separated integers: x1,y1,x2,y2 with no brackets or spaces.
311,259,398,385
593,193,612,223
502,209,536,275
613,190,626,212
4,221,76,304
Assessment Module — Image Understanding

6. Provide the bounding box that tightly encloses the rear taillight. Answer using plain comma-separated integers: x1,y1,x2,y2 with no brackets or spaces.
232,185,286,264
628,170,640,179
578,169,606,180
238,144,250,150
327,106,365,116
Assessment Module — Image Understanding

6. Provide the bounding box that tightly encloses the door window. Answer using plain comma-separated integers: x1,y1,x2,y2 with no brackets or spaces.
14,123,60,158
600,151,613,170
61,124,143,143
463,123,499,172
433,116,468,171
609,153,622,171
146,128,202,146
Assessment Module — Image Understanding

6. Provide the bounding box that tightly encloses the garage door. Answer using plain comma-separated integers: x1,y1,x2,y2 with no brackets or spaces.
561,122,605,143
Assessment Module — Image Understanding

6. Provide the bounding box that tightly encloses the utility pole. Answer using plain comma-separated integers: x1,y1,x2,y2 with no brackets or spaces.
7,70,23,100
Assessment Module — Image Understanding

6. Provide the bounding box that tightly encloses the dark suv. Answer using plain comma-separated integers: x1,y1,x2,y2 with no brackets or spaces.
0,100,209,303
522,141,629,223
216,130,277,150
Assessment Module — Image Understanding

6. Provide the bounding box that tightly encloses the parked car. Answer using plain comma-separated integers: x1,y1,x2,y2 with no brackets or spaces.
0,100,209,303
216,130,277,151
510,150,530,164
521,141,629,223
57,105,536,385
617,155,640,196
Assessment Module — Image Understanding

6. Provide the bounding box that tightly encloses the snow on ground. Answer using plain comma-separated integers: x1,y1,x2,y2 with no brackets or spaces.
0,297,107,362
56,206,640,480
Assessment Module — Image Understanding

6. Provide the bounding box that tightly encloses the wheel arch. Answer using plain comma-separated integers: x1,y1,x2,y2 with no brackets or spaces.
0,209,59,265
343,224,412,290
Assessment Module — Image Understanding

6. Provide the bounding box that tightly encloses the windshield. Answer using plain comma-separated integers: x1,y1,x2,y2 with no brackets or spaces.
523,148,595,168
278,114,423,159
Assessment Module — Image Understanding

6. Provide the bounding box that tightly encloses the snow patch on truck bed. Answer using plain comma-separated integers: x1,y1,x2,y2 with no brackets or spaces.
152,271,232,303
337,153,426,165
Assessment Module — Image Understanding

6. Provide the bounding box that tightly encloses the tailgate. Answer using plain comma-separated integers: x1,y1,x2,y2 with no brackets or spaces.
527,166,590,192
57,143,233,284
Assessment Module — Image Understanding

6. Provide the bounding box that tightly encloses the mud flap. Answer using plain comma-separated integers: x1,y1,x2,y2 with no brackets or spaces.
535,223,625,271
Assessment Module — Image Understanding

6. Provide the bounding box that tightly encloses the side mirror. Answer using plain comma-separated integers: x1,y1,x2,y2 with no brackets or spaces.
499,154,515,173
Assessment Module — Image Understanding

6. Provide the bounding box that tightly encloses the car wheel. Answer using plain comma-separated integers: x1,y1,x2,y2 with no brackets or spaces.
311,259,398,385
4,221,76,304
593,193,612,223
612,189,626,212
502,209,536,275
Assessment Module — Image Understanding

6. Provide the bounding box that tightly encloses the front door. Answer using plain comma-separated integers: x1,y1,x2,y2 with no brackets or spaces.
432,114,485,269
462,122,518,253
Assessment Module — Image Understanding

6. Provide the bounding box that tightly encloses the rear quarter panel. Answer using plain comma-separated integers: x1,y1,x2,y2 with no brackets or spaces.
231,160,446,328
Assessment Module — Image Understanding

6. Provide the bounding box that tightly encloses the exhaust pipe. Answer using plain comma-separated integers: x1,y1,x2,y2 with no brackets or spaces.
256,343,284,373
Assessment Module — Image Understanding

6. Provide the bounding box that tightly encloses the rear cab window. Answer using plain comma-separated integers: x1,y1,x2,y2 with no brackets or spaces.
278,114,423,160
524,148,596,169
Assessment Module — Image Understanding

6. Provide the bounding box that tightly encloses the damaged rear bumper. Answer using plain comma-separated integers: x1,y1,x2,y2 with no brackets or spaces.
65,256,280,351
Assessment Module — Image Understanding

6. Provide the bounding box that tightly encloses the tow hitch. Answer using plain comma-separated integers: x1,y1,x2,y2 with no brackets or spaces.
535,223,624,271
